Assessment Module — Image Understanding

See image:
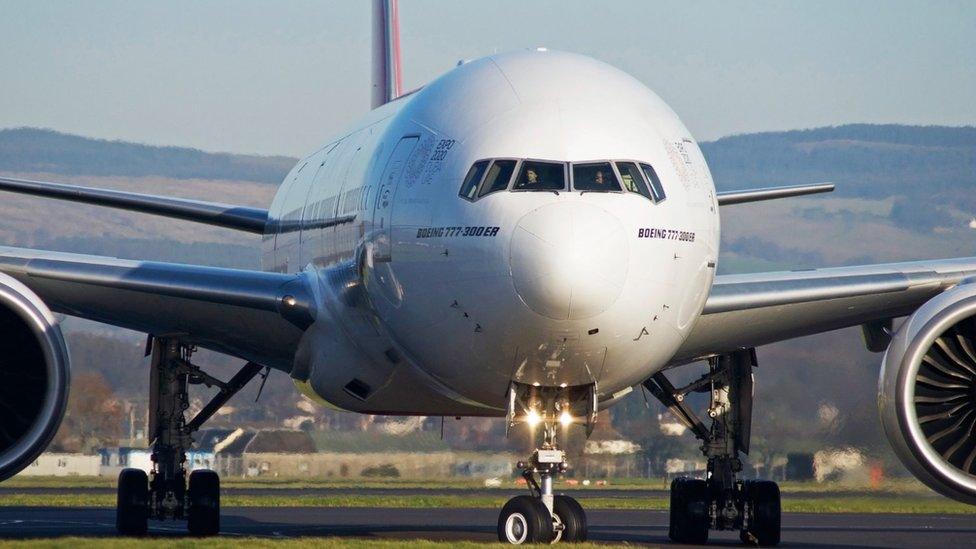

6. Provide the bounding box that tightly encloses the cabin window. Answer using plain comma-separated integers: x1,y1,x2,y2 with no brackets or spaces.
458,160,489,201
342,187,362,214
615,161,653,200
310,197,336,225
478,160,518,197
572,162,621,192
640,163,666,203
512,161,565,191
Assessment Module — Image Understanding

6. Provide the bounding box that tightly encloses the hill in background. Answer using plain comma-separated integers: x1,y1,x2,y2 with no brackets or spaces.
0,128,295,184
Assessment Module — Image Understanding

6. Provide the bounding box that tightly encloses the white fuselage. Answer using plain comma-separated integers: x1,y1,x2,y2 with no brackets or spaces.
262,50,719,416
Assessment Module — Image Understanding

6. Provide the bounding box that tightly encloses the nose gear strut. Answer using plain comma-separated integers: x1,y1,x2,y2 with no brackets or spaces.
644,348,781,546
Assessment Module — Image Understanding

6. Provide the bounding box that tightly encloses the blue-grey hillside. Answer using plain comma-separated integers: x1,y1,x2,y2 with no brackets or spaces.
703,124,976,226
0,127,297,184
704,124,976,194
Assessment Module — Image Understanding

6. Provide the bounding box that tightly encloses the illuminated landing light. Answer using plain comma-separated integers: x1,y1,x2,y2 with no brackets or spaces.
559,410,573,427
526,409,542,428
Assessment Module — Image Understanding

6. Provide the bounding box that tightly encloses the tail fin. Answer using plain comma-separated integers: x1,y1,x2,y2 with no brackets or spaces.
371,0,403,109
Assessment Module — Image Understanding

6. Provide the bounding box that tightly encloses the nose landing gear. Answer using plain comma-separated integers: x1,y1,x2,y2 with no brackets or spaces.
498,385,590,544
645,349,782,546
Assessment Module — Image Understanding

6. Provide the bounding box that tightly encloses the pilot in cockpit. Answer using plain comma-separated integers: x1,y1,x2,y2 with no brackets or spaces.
592,170,608,187
525,168,540,187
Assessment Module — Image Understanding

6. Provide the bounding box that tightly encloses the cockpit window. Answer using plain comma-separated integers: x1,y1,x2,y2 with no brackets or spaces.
478,160,517,197
615,161,653,200
460,158,665,203
458,160,489,201
513,161,565,191
640,163,667,203
573,162,621,192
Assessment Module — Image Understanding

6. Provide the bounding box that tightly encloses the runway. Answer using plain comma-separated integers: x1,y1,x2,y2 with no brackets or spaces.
0,506,974,547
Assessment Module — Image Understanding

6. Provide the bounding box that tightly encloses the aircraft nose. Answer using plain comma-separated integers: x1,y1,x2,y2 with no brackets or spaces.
510,202,629,320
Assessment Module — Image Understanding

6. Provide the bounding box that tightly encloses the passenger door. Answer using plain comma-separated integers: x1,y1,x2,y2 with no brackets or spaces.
371,136,419,261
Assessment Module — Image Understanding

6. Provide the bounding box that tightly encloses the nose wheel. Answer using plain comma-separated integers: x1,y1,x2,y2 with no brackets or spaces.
498,495,552,544
551,494,587,543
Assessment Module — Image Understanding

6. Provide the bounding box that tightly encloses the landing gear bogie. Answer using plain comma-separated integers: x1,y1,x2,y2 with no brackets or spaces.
648,349,782,546
114,337,259,537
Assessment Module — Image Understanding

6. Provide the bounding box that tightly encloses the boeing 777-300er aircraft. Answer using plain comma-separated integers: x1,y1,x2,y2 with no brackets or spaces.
1,1,975,545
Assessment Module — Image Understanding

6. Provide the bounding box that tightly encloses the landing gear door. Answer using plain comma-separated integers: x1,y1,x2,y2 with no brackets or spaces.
372,136,419,261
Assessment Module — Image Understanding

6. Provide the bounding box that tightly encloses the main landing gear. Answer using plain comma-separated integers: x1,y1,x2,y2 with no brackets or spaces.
644,349,781,546
498,385,591,544
116,337,264,536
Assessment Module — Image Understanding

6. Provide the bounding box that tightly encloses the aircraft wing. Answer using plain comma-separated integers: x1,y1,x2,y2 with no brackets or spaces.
671,257,976,364
0,246,314,370
0,176,268,233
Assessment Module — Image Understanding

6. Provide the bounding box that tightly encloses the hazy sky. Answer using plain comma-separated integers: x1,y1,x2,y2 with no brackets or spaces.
1,0,973,157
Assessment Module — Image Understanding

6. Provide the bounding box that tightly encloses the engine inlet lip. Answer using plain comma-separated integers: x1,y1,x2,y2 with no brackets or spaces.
0,274,70,482
897,294,976,498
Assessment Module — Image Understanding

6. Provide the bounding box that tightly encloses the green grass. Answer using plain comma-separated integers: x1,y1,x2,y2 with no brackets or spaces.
4,477,507,490
4,475,937,494
0,493,972,514
0,538,616,548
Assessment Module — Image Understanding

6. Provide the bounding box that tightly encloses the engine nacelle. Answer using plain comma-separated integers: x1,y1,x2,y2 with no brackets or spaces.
0,273,70,482
880,282,976,504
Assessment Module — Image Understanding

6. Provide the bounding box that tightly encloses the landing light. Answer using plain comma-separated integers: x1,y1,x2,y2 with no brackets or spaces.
559,410,573,427
526,409,542,427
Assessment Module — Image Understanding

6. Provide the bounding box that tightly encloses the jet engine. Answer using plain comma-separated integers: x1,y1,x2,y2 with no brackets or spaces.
0,273,70,481
879,282,976,503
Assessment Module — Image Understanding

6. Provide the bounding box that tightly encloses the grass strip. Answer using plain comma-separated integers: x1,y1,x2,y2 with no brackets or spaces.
0,493,971,514
3,476,936,495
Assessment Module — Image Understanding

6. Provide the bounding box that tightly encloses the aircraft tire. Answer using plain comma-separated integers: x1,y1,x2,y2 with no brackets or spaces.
187,469,220,536
668,477,709,544
497,495,553,544
552,495,587,542
116,468,149,536
740,480,780,546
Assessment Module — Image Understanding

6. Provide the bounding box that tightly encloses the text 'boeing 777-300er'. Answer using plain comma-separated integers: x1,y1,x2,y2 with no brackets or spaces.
1,1,975,545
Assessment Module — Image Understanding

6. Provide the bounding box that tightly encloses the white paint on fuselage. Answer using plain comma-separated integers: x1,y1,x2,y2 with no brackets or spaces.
264,50,719,415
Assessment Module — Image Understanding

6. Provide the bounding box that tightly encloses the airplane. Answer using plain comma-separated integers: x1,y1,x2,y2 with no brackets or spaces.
0,0,974,545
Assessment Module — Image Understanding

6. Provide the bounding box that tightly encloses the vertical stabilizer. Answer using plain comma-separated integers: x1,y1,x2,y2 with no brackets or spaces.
371,0,403,109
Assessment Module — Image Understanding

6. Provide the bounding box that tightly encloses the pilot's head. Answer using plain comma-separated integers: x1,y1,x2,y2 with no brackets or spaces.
527,169,539,184
594,170,606,185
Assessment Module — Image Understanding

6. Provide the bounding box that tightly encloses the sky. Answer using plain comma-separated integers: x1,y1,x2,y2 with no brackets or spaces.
1,0,973,157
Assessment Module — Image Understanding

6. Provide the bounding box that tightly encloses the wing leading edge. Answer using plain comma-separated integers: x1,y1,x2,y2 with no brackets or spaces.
673,257,976,364
0,176,268,233
0,246,313,370
716,183,834,206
